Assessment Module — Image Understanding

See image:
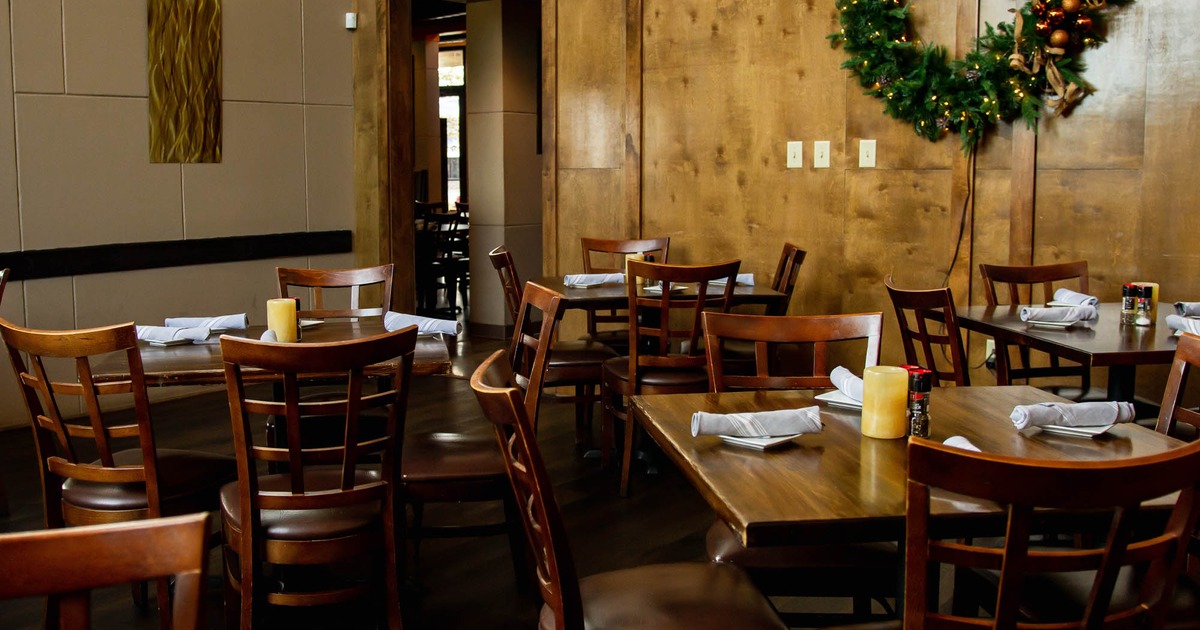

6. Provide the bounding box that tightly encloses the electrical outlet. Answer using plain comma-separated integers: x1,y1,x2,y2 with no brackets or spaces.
859,139,876,168
985,339,996,369
813,141,830,168
786,142,803,169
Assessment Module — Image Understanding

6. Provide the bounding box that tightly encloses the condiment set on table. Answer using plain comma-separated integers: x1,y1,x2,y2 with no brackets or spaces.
860,365,932,440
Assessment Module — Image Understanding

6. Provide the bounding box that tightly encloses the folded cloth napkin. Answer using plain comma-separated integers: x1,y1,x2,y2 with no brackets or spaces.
1174,302,1200,317
1052,288,1099,307
943,436,981,452
710,273,755,286
135,325,210,343
383,311,462,336
1020,305,1098,323
259,330,278,342
1010,401,1136,430
164,313,249,330
691,406,823,437
563,273,625,287
830,366,864,402
1166,314,1200,335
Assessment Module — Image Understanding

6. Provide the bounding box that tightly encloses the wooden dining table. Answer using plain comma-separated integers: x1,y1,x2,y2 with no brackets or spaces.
631,386,1183,549
530,276,788,311
957,303,1180,402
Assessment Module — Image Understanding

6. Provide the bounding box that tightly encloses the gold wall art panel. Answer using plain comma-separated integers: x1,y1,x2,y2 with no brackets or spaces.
148,0,222,163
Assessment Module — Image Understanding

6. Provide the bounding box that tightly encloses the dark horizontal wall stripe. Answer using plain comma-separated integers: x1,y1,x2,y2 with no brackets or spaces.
0,231,352,281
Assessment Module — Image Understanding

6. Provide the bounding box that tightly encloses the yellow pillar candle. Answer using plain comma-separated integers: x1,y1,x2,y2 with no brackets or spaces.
266,298,299,343
861,366,909,439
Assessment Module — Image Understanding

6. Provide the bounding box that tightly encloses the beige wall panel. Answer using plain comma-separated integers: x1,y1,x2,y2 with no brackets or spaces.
16,95,183,250
182,102,307,238
306,105,355,232
0,0,17,252
11,0,64,93
466,1,502,114
555,169,625,275
468,111,506,226
63,0,147,97
502,112,543,226
223,0,302,103
303,0,354,106
555,0,625,170
22,277,73,331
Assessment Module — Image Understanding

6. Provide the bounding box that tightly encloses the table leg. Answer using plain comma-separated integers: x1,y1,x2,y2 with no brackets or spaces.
1106,365,1136,403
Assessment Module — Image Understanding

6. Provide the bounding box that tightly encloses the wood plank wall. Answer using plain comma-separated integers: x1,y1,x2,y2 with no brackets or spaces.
542,0,1199,392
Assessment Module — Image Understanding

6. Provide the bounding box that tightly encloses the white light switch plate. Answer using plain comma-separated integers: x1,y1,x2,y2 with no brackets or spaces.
786,142,803,169
813,141,830,168
859,139,876,168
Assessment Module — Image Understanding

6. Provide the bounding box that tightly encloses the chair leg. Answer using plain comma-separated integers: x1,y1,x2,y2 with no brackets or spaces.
410,502,425,567
600,380,615,469
574,385,595,449
0,474,9,516
156,576,173,629
381,500,404,630
619,401,635,497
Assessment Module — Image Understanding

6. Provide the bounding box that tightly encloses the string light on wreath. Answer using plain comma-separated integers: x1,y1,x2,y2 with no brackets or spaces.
828,0,1135,151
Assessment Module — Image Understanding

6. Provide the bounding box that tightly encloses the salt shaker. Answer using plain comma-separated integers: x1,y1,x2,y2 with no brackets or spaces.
1134,285,1153,327
907,368,932,438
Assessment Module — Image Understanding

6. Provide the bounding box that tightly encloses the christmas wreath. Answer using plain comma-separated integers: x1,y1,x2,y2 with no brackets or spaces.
829,0,1135,151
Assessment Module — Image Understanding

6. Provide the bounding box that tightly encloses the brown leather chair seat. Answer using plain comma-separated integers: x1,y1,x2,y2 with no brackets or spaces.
537,562,786,630
62,448,235,513
546,339,618,381
601,357,708,389
402,431,507,485
220,468,383,541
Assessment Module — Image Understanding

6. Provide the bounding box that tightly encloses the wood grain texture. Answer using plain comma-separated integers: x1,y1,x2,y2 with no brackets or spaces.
556,0,625,169
541,0,559,275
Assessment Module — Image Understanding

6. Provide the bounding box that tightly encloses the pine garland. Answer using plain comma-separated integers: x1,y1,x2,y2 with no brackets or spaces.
829,0,1135,151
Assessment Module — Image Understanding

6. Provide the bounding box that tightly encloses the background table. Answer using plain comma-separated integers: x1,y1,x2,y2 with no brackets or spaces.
958,303,1179,402
632,386,1183,548
530,276,788,311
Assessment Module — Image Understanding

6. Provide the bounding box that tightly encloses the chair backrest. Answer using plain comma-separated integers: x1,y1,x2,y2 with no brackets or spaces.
1156,332,1200,439
885,277,970,387
0,267,9,303
978,260,1089,306
0,513,211,630
471,349,583,630
488,245,523,325
277,264,395,319
768,243,807,316
219,327,415,538
0,319,160,527
507,281,568,430
904,437,1200,629
703,311,882,392
580,238,671,340
625,259,739,375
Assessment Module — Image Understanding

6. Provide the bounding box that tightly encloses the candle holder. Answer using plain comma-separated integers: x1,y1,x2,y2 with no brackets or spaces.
266,298,299,343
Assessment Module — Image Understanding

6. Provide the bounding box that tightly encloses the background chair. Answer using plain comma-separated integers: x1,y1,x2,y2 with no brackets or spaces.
489,245,617,448
579,237,670,356
903,436,1200,628
0,319,235,628
978,260,1095,396
219,328,416,628
0,513,211,630
414,201,469,316
885,277,970,387
1156,332,1200,442
471,349,786,630
277,264,394,320
602,259,739,496
766,242,807,316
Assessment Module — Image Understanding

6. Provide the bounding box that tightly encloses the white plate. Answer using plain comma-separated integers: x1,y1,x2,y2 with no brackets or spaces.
147,338,192,347
1039,424,1113,438
642,284,684,295
299,319,323,329
719,434,801,451
566,282,605,289
1045,300,1084,308
815,390,863,410
1026,319,1079,329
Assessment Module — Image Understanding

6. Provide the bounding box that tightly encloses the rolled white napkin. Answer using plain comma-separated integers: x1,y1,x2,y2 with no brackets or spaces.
259,329,278,342
164,313,249,330
1020,305,1098,323
1166,314,1200,335
710,273,755,286
1052,288,1099,307
1174,302,1200,317
691,406,823,437
383,311,461,336
1010,401,1135,430
830,366,864,402
135,325,210,343
563,273,625,287
943,436,981,452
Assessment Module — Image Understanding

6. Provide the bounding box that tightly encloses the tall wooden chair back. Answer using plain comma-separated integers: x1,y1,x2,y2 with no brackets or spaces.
0,513,211,630
768,243,807,315
277,264,394,319
885,277,970,387
488,245,523,324
507,281,567,429
978,260,1089,306
579,237,670,352
1156,332,1200,440
905,437,1200,629
703,311,882,392
219,327,416,628
624,259,739,373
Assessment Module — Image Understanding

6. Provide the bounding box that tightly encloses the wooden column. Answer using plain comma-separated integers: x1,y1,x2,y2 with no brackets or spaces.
541,0,558,275
1009,123,1036,266
623,0,643,237
948,0,979,305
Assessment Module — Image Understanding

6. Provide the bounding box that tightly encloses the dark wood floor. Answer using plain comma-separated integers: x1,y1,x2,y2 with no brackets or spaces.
0,334,725,629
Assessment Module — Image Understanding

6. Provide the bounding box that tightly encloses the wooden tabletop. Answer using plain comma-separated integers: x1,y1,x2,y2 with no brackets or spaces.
631,386,1183,548
529,276,787,310
92,320,453,386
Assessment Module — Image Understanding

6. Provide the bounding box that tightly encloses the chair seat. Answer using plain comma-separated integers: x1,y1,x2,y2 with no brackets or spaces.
220,468,382,541
602,357,708,389
62,448,236,513
547,340,618,384
538,563,786,630
402,431,506,484
584,329,630,357
992,565,1200,627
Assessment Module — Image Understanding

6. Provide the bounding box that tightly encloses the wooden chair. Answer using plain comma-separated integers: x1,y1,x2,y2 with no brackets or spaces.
900,436,1200,628
1155,332,1200,442
579,237,670,356
885,277,970,387
0,513,211,630
218,327,415,628
601,259,739,496
415,202,469,315
470,349,787,630
978,261,1094,395
767,242,807,316
277,264,394,320
489,245,617,447
0,319,236,629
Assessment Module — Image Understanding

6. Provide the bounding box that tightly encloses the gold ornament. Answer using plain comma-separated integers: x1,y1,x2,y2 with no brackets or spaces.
1061,0,1082,13
1074,14,1093,31
1036,19,1053,36
1049,29,1071,48
1047,7,1066,24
